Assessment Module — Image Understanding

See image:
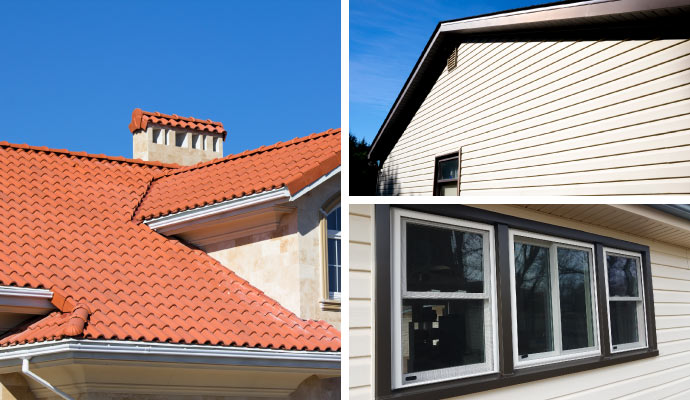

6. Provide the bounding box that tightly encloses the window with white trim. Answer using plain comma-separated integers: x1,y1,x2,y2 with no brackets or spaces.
377,205,658,399
509,231,599,367
326,205,341,300
391,208,497,388
604,248,647,352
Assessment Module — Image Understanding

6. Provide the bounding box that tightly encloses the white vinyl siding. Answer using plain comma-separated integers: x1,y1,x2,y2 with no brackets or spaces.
378,39,690,195
350,204,375,400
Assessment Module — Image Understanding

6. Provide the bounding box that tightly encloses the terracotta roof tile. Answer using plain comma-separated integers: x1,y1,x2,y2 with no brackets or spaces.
129,108,227,139
134,128,341,221
0,142,340,351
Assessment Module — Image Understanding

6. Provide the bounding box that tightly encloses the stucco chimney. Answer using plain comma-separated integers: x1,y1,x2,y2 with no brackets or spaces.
129,108,227,165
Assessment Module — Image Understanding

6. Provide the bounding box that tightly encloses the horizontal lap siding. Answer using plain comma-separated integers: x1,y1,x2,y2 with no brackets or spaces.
350,205,375,399
378,39,690,195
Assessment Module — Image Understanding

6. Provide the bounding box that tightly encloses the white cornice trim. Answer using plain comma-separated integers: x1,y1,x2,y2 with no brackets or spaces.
0,339,340,370
145,187,291,231
0,286,54,315
290,166,340,202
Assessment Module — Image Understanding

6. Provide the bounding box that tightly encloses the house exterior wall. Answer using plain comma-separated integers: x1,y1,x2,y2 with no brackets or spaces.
204,175,341,329
349,204,690,399
378,38,690,195
349,204,375,400
133,125,224,165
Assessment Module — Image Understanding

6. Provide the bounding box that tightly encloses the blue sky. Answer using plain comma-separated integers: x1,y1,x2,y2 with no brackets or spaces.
350,0,543,143
0,1,339,158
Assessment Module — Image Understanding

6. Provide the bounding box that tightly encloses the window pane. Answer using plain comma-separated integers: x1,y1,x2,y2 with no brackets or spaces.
406,222,484,293
557,247,595,350
402,299,485,375
328,263,340,296
439,182,457,196
607,254,639,297
327,206,341,231
609,301,639,346
437,158,458,180
514,242,554,356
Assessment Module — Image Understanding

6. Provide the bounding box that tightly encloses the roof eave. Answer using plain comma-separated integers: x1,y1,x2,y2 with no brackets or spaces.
368,0,690,162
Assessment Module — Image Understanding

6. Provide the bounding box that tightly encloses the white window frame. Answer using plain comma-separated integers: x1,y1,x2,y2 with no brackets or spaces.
509,230,600,369
603,248,647,353
327,205,341,300
391,208,498,389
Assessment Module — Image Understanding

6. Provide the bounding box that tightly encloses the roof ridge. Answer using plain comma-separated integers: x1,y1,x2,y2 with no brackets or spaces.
157,128,341,179
0,141,181,169
141,109,225,127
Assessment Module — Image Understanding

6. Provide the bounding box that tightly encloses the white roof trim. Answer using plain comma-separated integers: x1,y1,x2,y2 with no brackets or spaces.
145,187,291,231
290,166,340,202
0,339,340,370
0,286,53,315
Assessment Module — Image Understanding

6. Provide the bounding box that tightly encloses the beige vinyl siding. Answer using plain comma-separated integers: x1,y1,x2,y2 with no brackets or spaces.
350,204,375,400
350,205,690,399
378,39,690,195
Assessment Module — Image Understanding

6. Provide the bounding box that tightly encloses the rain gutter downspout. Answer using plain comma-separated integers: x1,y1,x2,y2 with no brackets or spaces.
21,357,73,400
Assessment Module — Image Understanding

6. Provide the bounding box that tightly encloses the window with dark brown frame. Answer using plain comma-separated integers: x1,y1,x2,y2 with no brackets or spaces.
375,205,658,400
433,153,459,196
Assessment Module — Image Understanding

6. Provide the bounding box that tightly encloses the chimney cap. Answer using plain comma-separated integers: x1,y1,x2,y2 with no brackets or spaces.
129,108,227,140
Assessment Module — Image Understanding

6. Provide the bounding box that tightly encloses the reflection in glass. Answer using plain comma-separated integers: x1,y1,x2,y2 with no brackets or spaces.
437,158,458,180
514,241,553,356
327,206,341,231
610,301,639,346
607,254,639,297
406,222,484,293
401,299,485,374
557,248,594,350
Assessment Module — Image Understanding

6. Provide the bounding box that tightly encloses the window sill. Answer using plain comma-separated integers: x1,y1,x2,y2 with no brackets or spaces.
320,299,341,312
377,348,658,399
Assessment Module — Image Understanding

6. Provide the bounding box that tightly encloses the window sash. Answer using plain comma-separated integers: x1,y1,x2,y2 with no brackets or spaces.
391,208,498,389
509,230,600,368
603,248,647,353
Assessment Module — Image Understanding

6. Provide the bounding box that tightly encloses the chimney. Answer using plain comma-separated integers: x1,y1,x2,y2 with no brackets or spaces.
129,108,227,165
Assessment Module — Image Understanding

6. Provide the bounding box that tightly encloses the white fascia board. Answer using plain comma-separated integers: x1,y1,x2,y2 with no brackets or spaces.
0,286,54,314
611,205,690,234
145,187,291,232
0,339,340,371
290,166,340,202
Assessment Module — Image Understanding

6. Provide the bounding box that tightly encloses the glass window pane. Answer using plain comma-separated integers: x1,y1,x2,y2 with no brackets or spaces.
402,299,485,375
328,238,338,266
406,222,484,293
328,263,340,296
557,247,595,350
439,182,457,196
609,301,639,346
607,254,639,297
327,206,341,231
437,158,458,180
514,241,554,356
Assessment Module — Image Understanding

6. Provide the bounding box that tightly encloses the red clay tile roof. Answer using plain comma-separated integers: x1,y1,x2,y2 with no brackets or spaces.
129,108,227,139
0,142,340,351
134,128,341,221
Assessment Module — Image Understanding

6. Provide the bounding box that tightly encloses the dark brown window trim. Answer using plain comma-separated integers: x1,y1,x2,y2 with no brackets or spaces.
375,204,658,400
432,152,460,196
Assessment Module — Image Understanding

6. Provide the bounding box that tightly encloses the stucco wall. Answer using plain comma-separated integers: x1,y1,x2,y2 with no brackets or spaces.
378,38,690,195
350,204,690,399
205,175,341,329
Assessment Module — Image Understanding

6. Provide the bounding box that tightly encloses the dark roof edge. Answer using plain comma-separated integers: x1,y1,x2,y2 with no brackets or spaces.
368,0,690,161
648,205,690,222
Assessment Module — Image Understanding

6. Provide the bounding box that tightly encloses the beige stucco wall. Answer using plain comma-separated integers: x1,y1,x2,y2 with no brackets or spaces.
378,38,690,195
133,125,224,165
204,174,341,329
350,204,690,399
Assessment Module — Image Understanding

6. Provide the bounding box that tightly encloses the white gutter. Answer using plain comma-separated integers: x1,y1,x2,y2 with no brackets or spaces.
144,187,291,232
290,166,340,202
0,339,340,370
0,286,54,315
22,358,72,400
